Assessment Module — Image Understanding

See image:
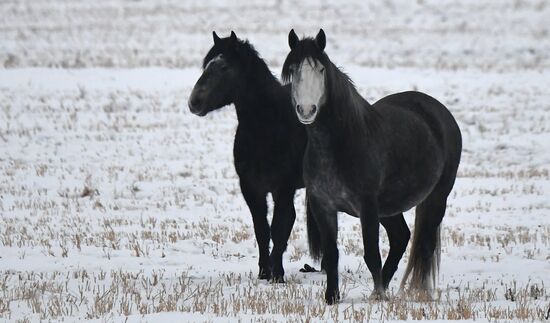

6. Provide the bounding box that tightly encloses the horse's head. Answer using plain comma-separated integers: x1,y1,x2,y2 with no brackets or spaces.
282,29,328,125
188,31,242,116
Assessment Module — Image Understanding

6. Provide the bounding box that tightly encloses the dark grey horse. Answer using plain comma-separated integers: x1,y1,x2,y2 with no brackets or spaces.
282,29,462,304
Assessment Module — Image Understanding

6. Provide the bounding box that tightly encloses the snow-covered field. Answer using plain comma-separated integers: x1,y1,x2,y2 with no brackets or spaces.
1,0,549,321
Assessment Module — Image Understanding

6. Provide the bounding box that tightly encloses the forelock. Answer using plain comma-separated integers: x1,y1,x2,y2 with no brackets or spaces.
282,38,326,82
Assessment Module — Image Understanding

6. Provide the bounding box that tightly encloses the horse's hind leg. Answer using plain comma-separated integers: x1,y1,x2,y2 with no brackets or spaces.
240,181,271,280
270,187,297,282
380,213,410,290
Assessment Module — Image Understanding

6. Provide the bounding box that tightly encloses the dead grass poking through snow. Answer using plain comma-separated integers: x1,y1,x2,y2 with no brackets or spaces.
1,18,550,318
0,268,548,321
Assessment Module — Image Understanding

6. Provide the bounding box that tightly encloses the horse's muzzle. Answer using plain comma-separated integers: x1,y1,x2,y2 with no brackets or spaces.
296,104,318,124
188,93,206,116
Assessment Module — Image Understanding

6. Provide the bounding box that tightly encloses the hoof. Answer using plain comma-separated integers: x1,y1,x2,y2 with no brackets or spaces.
271,275,286,284
368,290,389,301
258,269,271,280
325,291,341,305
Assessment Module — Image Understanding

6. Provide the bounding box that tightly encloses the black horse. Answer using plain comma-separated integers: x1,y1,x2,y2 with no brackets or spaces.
188,31,307,282
282,29,462,304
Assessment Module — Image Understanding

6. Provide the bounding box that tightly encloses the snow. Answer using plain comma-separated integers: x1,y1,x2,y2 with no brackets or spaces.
1,0,549,321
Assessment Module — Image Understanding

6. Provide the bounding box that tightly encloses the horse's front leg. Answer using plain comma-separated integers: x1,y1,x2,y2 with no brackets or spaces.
270,187,297,283
309,195,339,304
360,197,386,300
240,180,271,280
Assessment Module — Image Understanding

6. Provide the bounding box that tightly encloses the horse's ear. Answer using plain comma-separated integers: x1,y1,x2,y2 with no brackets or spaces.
230,31,237,43
213,31,221,45
288,29,299,49
315,29,326,51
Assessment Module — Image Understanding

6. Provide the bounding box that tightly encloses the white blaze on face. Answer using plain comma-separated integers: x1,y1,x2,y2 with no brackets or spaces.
292,58,326,124
204,54,224,70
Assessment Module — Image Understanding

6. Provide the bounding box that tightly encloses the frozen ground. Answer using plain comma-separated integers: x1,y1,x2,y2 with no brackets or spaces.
0,0,549,322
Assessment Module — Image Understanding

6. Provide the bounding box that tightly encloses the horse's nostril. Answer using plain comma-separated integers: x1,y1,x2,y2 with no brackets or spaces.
312,105,318,114
296,104,303,114
190,96,201,109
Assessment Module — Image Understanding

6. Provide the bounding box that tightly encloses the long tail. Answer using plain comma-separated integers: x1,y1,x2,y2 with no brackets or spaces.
306,194,323,261
400,212,441,291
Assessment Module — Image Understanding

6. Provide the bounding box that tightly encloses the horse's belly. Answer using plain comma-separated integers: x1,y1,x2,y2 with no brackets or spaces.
235,152,302,192
377,124,445,216
378,189,427,216
378,167,442,216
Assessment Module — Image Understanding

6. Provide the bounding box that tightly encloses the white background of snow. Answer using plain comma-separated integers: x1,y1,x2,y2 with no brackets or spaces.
0,0,549,321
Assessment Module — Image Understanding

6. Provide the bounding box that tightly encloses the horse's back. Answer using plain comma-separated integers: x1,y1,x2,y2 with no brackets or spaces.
374,91,461,166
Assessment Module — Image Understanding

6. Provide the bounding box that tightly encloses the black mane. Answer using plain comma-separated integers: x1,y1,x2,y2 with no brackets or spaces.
281,38,326,83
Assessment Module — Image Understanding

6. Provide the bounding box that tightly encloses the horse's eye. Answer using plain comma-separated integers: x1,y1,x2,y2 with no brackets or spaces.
320,67,325,73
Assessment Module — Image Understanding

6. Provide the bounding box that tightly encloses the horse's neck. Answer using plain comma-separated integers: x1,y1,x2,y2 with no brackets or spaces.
307,101,370,154
306,119,338,154
233,79,285,125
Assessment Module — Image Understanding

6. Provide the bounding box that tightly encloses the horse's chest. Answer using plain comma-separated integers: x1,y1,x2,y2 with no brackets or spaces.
233,131,295,186
304,151,359,215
